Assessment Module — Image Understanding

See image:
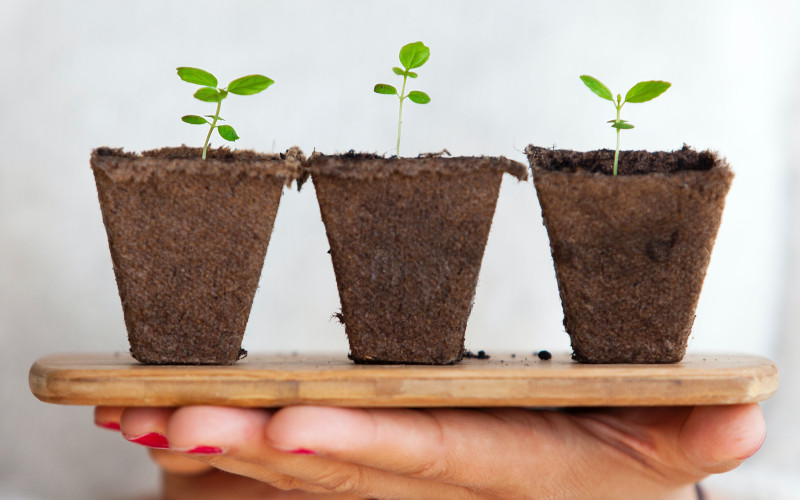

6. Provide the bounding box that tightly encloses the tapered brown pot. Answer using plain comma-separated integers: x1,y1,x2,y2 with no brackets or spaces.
527,145,733,363
91,147,302,364
307,153,527,364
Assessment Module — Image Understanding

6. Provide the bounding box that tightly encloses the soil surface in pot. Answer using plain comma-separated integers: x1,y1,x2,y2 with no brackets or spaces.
527,145,733,363
308,152,527,364
91,146,302,364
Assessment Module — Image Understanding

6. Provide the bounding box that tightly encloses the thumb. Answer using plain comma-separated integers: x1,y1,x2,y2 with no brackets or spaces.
680,403,766,474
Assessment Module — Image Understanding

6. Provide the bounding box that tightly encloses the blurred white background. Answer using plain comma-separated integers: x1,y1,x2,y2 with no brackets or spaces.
1,1,799,498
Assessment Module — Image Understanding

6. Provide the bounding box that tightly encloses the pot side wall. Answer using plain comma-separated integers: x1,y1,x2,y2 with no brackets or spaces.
92,155,286,364
311,159,506,364
533,167,733,363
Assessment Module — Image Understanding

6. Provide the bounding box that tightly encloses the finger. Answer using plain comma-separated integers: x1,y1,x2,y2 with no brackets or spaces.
164,406,480,499
120,407,176,449
265,406,578,497
149,448,215,475
163,406,332,494
231,451,482,500
94,406,124,431
578,404,766,476
165,406,272,455
121,408,215,476
163,469,362,500
680,403,766,473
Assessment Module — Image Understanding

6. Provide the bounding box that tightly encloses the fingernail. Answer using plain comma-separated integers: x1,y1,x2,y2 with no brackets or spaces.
124,432,170,449
95,421,121,431
185,446,224,455
288,448,316,455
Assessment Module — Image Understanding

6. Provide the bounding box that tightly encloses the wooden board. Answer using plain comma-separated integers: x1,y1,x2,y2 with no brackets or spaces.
29,352,778,408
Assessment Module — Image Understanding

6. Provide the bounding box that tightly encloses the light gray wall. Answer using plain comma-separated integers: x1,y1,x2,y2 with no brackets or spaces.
1,1,798,498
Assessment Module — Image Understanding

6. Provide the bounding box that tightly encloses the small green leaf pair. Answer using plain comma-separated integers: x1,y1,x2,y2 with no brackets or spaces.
373,83,430,104
178,67,274,160
374,42,431,156
580,75,671,175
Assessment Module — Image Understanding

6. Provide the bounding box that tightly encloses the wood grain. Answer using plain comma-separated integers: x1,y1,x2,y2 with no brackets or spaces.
29,352,778,408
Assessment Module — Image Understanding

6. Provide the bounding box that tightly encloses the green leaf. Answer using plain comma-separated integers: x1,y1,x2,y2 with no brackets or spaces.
580,75,613,101
374,83,398,95
227,75,274,95
625,80,671,103
217,125,239,141
181,115,208,125
407,90,430,104
205,115,224,121
194,87,225,102
391,67,418,78
177,67,218,87
610,121,635,129
399,41,430,70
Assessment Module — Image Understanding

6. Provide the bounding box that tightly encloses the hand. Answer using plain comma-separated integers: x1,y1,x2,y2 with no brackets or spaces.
95,404,765,499
95,407,359,500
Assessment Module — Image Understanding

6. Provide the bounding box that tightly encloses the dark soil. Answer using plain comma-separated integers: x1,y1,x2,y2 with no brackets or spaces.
463,349,491,360
527,145,733,363
91,146,303,364
528,144,717,175
537,350,552,360
307,153,526,365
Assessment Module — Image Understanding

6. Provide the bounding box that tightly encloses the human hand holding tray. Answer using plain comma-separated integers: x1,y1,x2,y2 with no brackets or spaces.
29,352,778,408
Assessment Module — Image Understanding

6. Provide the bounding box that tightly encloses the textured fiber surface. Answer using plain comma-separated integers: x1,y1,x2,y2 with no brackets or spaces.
527,145,733,363
91,147,303,364
308,153,527,364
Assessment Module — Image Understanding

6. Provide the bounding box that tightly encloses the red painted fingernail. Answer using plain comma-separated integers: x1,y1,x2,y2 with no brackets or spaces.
185,446,223,455
288,448,316,455
95,421,121,431
124,432,170,449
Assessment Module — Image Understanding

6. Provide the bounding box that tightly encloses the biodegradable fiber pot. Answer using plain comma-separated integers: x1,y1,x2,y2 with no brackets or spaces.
527,145,733,363
307,152,527,364
91,146,303,365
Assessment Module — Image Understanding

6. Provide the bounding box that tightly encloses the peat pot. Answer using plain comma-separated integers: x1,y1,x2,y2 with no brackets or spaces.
527,145,733,363
307,152,527,364
91,146,303,364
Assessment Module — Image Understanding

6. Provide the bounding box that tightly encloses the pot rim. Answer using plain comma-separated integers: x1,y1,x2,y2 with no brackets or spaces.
305,151,527,181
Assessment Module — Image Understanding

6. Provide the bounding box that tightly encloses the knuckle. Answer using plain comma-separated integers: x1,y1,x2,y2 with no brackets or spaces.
404,454,451,481
401,409,452,480
314,466,367,493
269,475,311,492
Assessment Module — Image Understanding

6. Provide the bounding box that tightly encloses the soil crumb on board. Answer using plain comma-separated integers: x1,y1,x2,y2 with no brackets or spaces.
463,350,490,360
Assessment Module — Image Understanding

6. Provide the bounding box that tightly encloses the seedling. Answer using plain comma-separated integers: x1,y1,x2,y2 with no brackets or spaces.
580,75,671,175
374,42,431,157
177,67,274,160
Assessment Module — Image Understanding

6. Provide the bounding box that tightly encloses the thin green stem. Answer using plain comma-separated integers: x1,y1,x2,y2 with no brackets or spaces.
396,73,408,157
203,98,223,160
612,95,624,176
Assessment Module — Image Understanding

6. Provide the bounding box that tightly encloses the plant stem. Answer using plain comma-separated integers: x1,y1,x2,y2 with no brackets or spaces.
396,73,408,157
613,95,622,176
203,99,223,160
